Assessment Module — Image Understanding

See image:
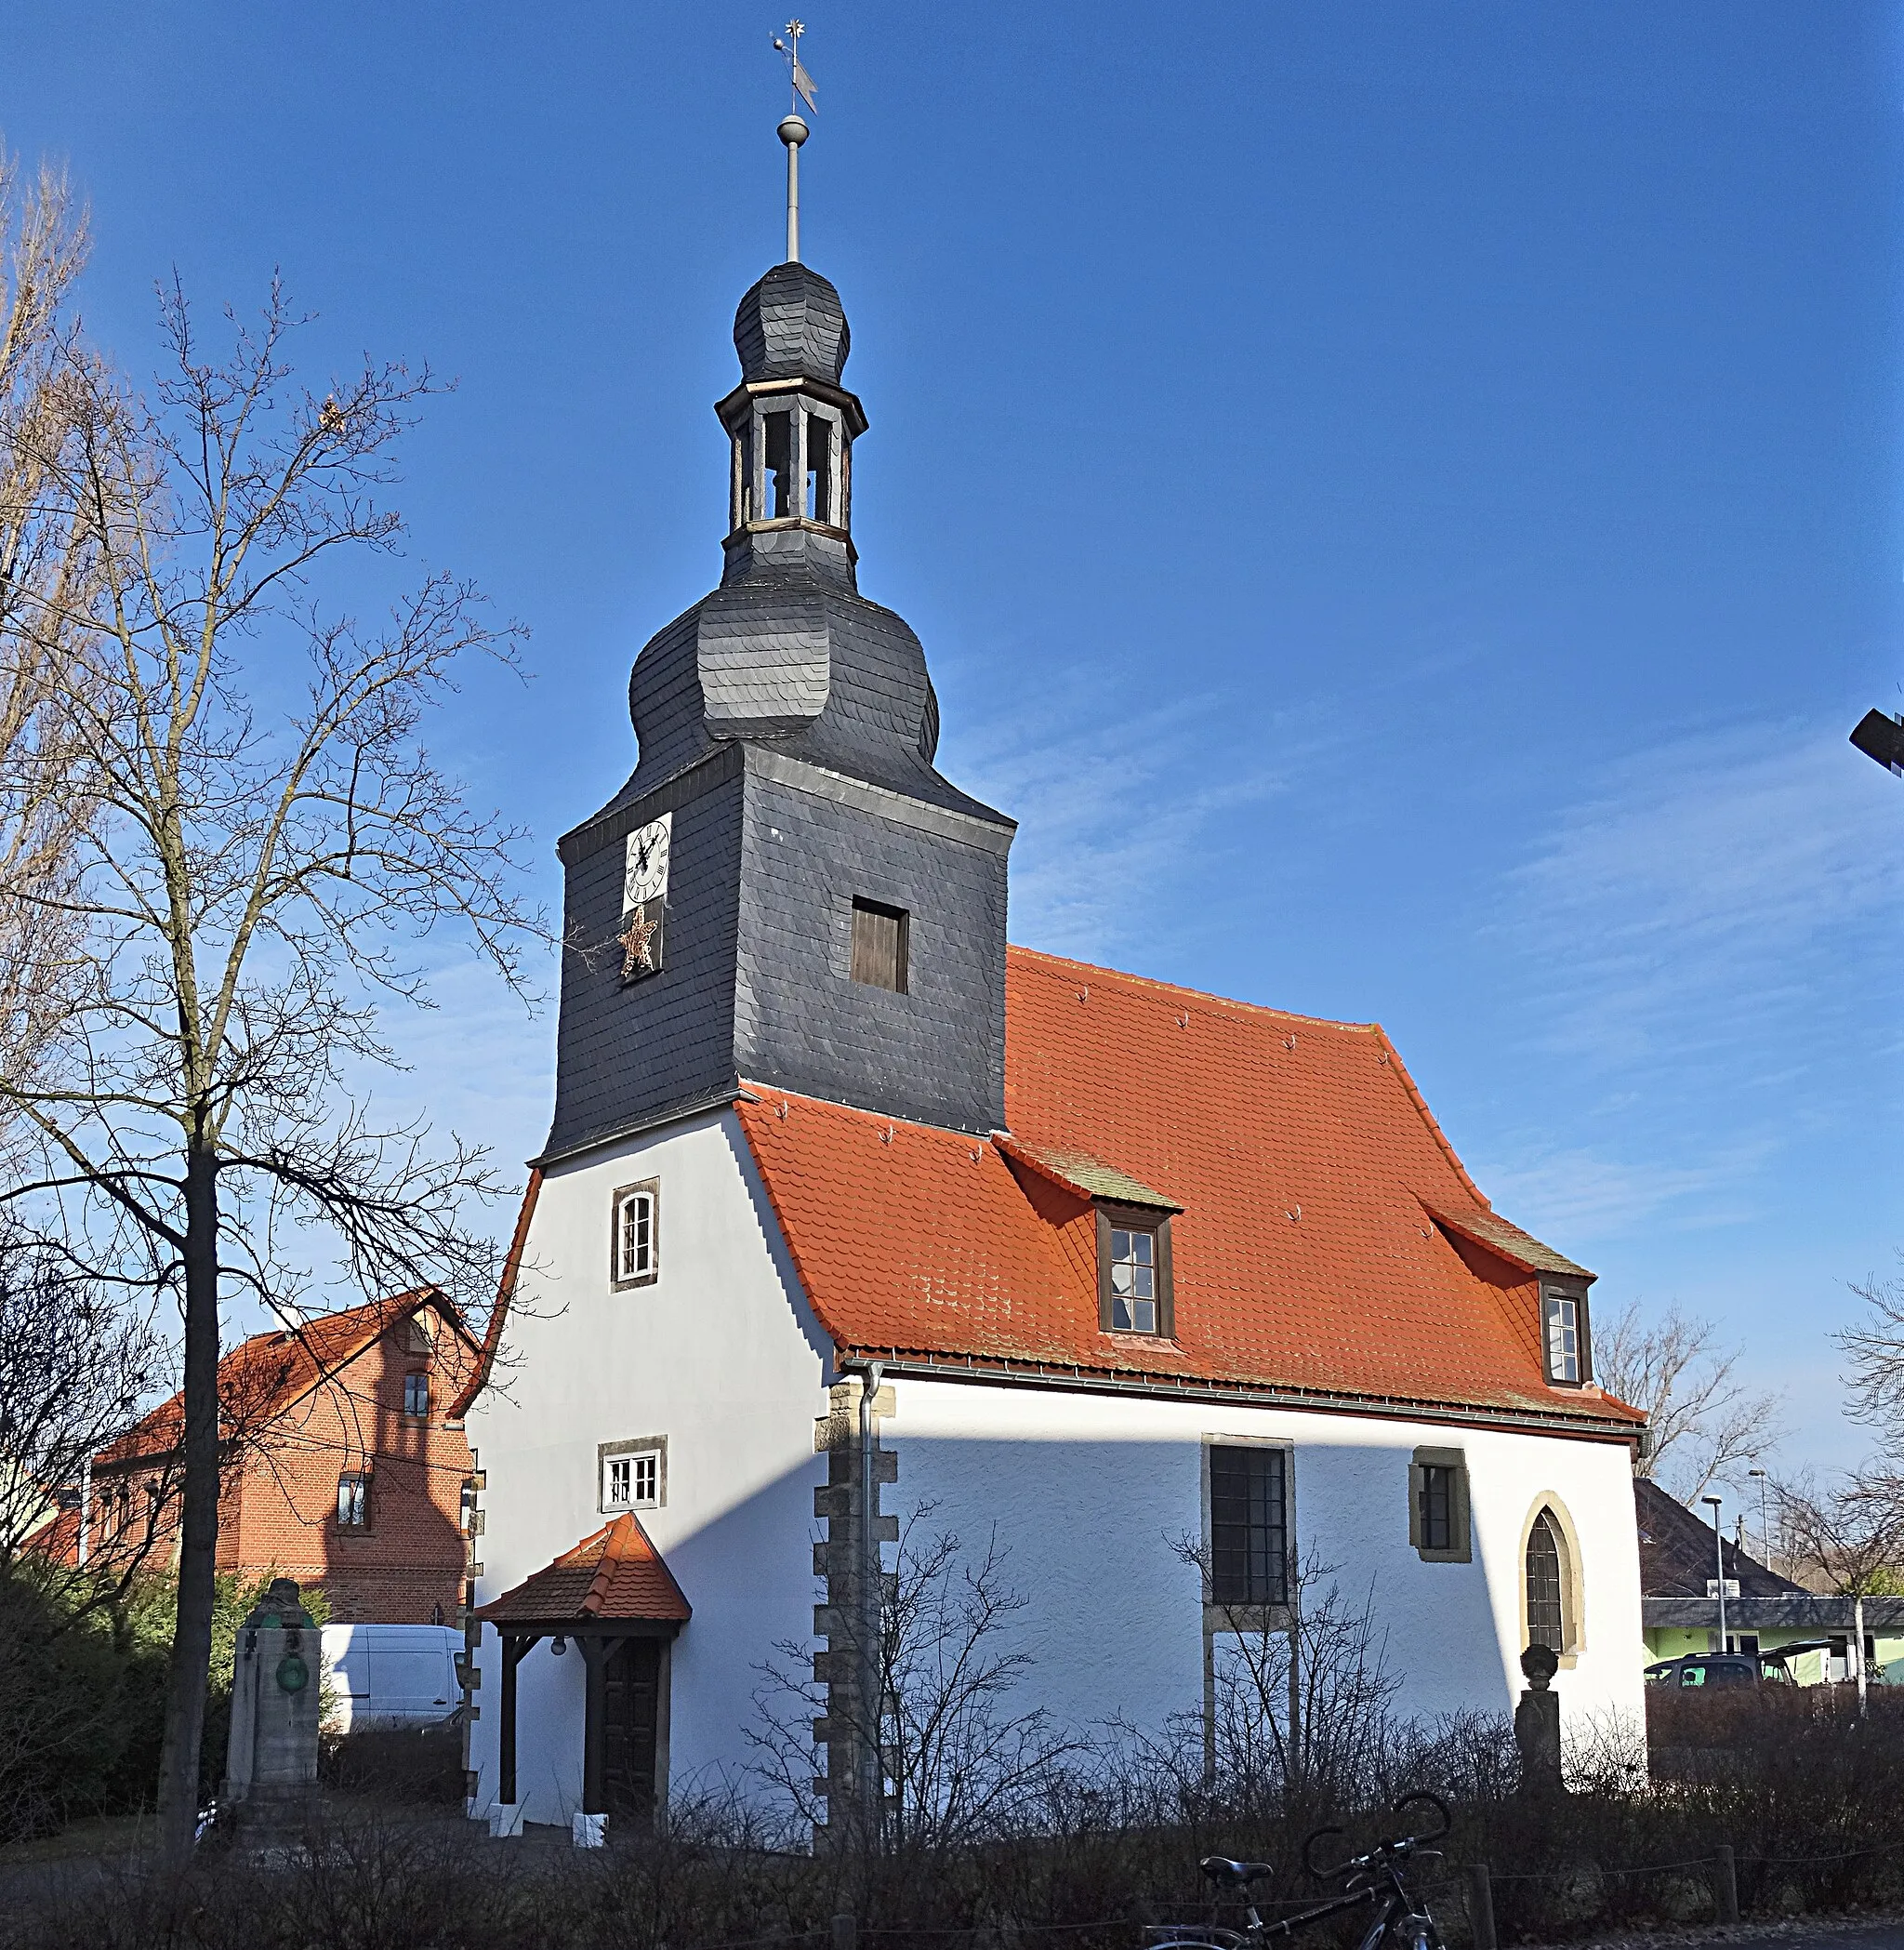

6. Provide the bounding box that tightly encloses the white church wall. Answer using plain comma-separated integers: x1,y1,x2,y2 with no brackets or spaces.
466,1108,831,1826
467,1105,1647,1829
885,1376,1646,1751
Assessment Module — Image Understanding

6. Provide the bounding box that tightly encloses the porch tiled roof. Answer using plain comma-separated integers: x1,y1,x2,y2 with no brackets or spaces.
477,1511,691,1625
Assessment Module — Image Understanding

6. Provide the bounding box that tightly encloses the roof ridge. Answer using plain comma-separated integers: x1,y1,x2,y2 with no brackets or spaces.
738,1081,995,1143
1006,944,1381,1032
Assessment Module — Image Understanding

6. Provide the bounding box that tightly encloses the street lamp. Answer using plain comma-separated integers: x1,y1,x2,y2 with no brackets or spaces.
1702,1494,1727,1652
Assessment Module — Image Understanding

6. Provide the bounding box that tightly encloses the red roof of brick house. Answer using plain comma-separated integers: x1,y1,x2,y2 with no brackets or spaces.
477,1512,692,1625
98,1289,477,1469
730,947,1642,1436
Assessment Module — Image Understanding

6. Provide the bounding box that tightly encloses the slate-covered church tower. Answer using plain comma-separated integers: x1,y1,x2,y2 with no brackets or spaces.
542,256,1014,1162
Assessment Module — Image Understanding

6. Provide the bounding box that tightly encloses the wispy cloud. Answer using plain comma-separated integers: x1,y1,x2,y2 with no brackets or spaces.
1500,722,1902,1062
1471,719,1903,1245
946,669,1326,963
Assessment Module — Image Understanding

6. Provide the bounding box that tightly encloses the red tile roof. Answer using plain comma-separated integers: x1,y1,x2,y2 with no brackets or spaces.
734,947,1642,1433
97,1289,474,1469
477,1511,692,1625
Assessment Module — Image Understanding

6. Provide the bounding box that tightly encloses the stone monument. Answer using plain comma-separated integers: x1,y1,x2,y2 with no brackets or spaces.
224,1576,322,1837
1514,1640,1565,1797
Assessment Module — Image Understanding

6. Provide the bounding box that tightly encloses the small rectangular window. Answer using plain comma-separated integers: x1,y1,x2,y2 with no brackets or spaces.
612,1181,661,1288
337,1474,370,1529
850,899,908,992
1409,1446,1471,1561
601,1439,666,1512
403,1372,430,1419
1210,1444,1289,1607
1107,1227,1158,1333
1543,1290,1583,1383
460,1479,477,1533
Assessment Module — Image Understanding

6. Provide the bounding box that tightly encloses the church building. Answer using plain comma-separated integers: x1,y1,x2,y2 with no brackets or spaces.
462,127,1647,1837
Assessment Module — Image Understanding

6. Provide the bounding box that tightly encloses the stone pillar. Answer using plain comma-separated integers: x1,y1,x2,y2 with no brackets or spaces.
812,1375,895,1850
225,1577,322,1839
1514,1642,1564,1797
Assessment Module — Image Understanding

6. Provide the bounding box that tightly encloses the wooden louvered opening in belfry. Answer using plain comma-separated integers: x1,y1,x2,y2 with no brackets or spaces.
850,898,908,993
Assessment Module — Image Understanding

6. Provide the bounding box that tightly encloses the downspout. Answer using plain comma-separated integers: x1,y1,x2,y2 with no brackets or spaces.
847,1358,884,1845
77,1453,90,1568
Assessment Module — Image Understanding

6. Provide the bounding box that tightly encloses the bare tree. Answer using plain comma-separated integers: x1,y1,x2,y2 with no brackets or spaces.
0,1225,168,1581
0,152,105,1167
1838,1268,1904,1450
1773,1471,1904,1598
751,1506,1078,1852
0,270,539,1854
1595,1301,1783,1500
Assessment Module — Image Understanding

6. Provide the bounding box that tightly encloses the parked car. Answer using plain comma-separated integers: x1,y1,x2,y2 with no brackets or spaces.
321,1624,462,1731
1644,1652,1794,1689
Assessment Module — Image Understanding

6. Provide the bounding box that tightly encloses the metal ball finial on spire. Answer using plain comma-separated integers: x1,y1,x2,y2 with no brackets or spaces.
770,20,819,264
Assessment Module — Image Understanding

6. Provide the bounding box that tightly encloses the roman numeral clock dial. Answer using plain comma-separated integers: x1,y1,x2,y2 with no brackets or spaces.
619,814,671,983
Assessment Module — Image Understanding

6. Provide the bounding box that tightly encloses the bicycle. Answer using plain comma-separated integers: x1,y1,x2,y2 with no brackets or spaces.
1150,1791,1452,1950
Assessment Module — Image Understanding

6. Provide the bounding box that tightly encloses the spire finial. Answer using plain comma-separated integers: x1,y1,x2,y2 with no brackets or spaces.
770,21,818,263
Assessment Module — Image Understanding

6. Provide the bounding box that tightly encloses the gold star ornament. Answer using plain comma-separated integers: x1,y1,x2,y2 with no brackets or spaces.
618,905,660,980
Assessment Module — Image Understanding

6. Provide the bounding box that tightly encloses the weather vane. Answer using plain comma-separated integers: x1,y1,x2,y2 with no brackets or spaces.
768,21,819,262
773,20,818,115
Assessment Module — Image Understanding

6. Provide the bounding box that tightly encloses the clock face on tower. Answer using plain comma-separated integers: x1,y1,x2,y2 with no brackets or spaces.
624,815,672,908
619,814,671,984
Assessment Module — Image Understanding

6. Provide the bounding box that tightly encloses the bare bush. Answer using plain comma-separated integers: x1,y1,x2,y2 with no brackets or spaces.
751,1506,1082,1853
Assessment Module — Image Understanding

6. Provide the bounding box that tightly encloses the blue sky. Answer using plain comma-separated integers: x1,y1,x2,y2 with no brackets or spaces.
5,2,1899,1481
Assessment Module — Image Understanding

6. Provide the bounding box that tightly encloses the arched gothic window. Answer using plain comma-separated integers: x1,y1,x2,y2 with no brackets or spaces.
1525,1507,1566,1652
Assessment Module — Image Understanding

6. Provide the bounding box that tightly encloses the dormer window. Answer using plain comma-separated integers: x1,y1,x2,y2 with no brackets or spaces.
1096,1202,1175,1337
1542,1286,1589,1385
1109,1227,1157,1333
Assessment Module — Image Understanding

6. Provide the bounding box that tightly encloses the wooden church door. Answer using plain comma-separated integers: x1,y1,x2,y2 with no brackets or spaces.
602,1638,661,1817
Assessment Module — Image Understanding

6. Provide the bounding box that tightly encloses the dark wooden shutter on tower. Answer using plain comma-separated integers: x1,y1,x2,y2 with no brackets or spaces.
850,899,908,992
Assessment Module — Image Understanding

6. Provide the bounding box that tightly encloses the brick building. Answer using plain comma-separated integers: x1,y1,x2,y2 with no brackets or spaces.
56,1290,479,1624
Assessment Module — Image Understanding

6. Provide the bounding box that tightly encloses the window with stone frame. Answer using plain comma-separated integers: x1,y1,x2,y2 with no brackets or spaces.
611,1180,660,1289
600,1435,668,1513
1409,1446,1472,1562
1209,1442,1289,1608
1525,1508,1566,1652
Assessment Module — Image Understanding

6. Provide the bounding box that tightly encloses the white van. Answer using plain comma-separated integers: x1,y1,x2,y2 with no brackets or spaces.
320,1624,462,1731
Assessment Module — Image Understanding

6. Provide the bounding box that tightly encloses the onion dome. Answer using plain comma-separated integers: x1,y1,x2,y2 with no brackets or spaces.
733,262,850,384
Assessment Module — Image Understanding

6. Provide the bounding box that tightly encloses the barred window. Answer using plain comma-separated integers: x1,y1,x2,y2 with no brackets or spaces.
1526,1509,1564,1652
1210,1444,1289,1607
1420,1465,1454,1552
